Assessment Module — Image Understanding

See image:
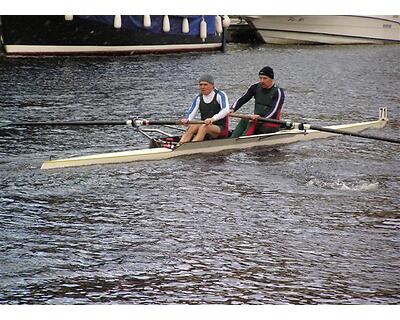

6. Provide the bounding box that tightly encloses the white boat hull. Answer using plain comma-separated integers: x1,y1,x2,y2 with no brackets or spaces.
4,43,222,56
41,109,388,170
245,15,400,44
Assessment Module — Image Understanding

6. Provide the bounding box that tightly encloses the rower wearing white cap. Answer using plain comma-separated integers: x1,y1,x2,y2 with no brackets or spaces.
179,74,230,143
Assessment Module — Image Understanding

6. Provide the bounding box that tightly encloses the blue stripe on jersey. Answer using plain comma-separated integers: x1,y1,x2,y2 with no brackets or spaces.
217,90,228,109
184,94,200,118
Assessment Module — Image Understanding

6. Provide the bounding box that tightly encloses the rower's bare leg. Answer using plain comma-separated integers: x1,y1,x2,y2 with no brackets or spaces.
179,124,201,143
192,124,221,142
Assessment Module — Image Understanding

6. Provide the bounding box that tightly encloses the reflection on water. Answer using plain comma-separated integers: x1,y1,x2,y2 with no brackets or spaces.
0,44,399,304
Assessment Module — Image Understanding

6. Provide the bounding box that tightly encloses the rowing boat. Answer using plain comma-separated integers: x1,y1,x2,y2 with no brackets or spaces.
40,107,389,170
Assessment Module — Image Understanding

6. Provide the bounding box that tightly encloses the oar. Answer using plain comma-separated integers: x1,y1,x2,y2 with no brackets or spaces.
1,120,129,127
0,119,204,128
230,113,400,145
133,119,204,126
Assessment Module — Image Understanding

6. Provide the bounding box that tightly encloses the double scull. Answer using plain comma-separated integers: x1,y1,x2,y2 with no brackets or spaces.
40,107,391,170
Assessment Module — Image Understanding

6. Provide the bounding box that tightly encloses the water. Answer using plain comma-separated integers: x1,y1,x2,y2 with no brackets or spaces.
0,44,399,304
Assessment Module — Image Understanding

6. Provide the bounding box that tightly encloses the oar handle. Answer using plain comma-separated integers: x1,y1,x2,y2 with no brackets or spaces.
229,113,293,128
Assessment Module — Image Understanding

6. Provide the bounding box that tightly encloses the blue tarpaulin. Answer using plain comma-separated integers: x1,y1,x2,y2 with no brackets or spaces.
77,15,219,35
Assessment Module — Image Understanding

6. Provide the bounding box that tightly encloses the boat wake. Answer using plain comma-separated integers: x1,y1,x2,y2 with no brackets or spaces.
306,178,379,192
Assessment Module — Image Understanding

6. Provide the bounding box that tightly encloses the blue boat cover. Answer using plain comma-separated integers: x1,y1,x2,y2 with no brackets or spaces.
77,15,219,35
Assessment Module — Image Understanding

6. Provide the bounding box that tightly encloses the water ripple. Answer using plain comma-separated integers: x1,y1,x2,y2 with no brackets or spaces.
1,44,400,304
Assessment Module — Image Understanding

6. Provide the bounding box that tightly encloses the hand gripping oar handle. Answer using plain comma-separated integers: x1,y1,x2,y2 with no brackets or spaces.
229,113,294,129
229,112,400,145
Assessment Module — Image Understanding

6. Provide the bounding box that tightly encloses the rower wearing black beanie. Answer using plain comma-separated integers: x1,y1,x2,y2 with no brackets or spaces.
231,66,285,137
258,66,274,79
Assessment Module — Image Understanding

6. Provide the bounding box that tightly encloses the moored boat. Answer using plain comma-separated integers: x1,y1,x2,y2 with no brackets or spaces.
244,15,400,44
40,108,390,170
0,15,230,56
226,16,262,43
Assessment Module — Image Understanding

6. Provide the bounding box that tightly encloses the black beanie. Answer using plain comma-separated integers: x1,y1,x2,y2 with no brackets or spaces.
259,66,274,79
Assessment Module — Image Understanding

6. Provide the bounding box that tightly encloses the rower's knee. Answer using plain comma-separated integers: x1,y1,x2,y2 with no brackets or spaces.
200,124,209,130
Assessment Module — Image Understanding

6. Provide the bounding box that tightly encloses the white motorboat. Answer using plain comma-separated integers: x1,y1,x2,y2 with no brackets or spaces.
244,15,400,44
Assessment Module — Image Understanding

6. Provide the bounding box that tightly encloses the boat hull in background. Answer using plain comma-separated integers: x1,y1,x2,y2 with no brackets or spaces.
245,15,400,44
1,15,226,56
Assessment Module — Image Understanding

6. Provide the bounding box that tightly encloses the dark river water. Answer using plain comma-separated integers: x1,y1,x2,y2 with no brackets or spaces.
0,44,399,305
